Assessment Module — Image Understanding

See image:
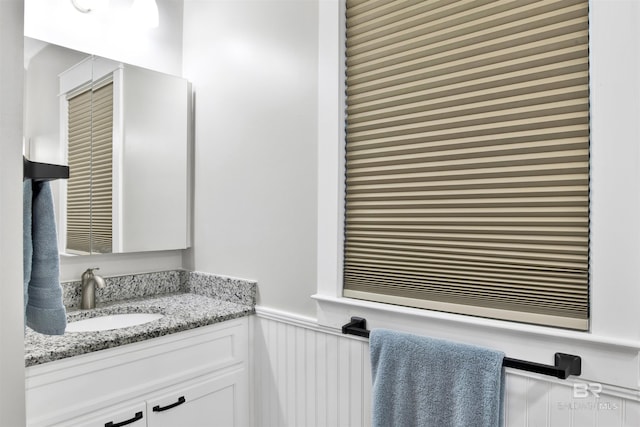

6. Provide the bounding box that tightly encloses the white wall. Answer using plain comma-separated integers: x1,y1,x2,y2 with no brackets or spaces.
24,42,89,165
182,0,319,317
0,1,27,425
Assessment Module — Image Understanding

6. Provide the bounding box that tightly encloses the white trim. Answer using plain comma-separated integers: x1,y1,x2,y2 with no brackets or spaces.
316,0,346,299
343,289,588,331
247,309,256,427
0,2,27,424
112,67,124,253
586,0,640,340
58,56,92,96
505,368,640,403
255,305,341,337
313,294,640,351
58,95,69,253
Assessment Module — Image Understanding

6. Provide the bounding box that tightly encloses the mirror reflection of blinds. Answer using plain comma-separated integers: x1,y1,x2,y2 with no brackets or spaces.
90,83,113,253
67,89,92,253
343,0,590,330
66,82,113,254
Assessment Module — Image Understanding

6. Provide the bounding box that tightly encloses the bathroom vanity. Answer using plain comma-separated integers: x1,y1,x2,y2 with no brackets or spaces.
24,271,255,427
26,318,248,426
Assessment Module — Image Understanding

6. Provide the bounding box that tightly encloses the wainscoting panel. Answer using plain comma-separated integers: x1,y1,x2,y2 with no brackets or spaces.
252,312,640,427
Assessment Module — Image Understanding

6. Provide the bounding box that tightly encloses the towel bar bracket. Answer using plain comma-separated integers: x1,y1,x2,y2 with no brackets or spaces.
341,316,582,380
341,317,368,337
556,352,582,378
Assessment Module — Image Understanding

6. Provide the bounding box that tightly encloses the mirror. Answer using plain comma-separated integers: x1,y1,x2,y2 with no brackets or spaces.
24,37,191,255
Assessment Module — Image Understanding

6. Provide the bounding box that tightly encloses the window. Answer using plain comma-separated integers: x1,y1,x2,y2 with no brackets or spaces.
342,0,590,330
66,81,113,254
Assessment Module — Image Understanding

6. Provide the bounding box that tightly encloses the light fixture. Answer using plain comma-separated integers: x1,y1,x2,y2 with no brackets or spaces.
71,0,90,13
70,0,107,13
130,0,160,29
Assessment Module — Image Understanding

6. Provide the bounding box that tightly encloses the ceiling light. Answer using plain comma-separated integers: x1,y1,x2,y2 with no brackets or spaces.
70,0,107,14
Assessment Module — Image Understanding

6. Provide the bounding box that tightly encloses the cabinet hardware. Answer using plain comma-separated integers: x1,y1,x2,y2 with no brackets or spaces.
152,396,186,412
104,411,143,427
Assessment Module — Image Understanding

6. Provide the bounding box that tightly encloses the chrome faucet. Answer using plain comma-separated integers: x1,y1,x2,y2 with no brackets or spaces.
80,267,106,309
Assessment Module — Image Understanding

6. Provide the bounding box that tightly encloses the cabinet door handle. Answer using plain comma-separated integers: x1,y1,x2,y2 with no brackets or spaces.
152,396,186,412
105,411,143,427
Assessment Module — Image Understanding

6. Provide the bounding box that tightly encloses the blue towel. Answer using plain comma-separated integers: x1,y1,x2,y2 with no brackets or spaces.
370,328,505,427
23,180,33,319
24,180,67,335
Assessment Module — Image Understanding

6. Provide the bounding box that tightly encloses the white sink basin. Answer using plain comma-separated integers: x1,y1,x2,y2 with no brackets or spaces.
66,313,164,333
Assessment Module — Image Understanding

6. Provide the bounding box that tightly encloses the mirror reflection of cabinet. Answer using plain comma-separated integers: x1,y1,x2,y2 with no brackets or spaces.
24,40,191,255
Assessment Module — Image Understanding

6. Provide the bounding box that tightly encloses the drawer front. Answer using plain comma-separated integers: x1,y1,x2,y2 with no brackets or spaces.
146,370,245,427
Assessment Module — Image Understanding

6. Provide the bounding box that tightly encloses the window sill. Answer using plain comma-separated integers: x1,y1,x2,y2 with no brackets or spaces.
312,293,640,390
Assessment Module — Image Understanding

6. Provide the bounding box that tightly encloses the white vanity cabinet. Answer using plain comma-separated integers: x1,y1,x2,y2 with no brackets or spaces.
26,317,249,427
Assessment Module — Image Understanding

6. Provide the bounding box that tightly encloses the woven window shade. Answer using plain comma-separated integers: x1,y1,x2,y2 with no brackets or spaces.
343,0,590,330
66,82,113,254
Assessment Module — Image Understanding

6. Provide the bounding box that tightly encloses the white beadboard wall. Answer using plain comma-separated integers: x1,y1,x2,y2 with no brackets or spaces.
252,312,640,427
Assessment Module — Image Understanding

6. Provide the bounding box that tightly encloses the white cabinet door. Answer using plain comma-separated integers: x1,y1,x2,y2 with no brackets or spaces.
58,402,146,427
146,370,246,427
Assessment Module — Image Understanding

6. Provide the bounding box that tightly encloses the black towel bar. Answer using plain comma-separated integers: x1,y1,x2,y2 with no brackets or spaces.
341,317,582,380
23,157,70,182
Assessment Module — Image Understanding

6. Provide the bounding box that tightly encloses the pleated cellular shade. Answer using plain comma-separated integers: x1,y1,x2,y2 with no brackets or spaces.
90,82,113,254
67,89,93,254
343,0,590,330
66,82,113,254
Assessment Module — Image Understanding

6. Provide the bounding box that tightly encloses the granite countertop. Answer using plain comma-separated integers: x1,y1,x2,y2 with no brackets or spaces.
24,271,256,367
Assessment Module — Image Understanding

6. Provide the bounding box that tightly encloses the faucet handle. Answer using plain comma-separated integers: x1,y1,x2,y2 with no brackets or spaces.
82,267,100,276
81,267,106,288
82,268,93,280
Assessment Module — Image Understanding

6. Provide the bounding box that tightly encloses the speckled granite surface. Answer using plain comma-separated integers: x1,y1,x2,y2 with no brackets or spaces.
61,270,256,309
184,271,256,306
61,270,184,309
25,271,256,367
